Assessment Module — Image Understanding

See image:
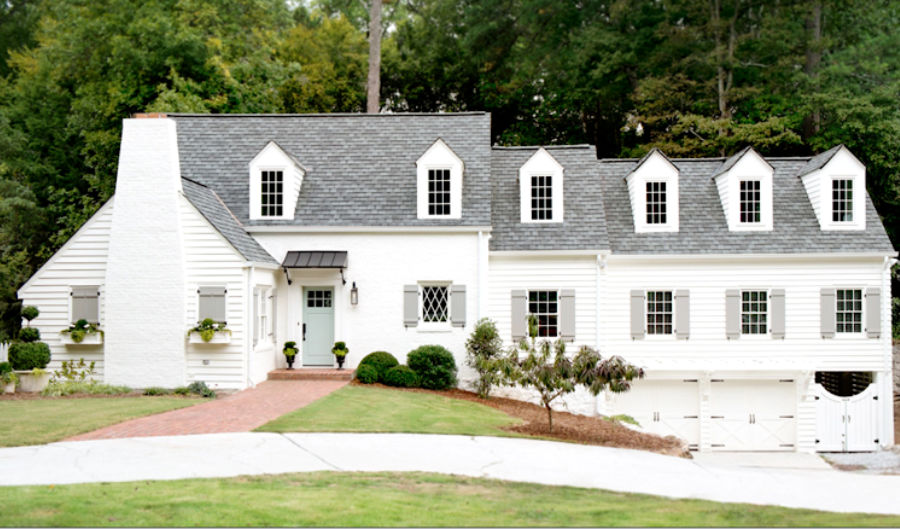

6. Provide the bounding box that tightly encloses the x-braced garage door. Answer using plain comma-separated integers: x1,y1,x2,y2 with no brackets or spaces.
709,379,797,451
609,379,700,450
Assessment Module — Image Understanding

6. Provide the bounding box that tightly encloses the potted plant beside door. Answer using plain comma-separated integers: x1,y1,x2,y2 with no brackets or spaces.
283,341,298,370
332,341,349,369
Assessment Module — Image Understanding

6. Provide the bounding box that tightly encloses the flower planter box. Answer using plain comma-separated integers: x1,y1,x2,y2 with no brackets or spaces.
188,331,232,344
16,372,50,393
60,332,103,345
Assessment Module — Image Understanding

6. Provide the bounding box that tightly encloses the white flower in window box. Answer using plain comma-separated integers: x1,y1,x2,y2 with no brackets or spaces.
59,320,104,345
188,319,232,344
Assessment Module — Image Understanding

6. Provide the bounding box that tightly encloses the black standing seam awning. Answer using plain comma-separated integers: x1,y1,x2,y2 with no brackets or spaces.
281,251,348,269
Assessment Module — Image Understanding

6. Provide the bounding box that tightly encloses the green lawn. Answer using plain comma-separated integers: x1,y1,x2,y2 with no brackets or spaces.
258,385,522,436
0,397,200,447
0,471,897,527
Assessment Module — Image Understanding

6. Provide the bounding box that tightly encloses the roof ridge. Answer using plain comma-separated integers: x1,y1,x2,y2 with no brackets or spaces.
492,144,594,150
181,176,208,188
168,112,489,118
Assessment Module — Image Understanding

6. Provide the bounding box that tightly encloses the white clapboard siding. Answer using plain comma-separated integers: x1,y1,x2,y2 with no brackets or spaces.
601,255,887,371
179,196,248,389
16,200,114,379
488,255,597,349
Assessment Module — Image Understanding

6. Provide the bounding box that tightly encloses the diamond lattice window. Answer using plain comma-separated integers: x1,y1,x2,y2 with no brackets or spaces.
421,285,449,323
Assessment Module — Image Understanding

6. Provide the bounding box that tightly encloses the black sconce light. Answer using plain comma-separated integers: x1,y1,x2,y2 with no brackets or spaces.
350,282,359,306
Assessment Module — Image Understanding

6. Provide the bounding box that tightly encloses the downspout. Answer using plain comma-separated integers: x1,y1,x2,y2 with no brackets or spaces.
595,253,607,417
246,264,255,389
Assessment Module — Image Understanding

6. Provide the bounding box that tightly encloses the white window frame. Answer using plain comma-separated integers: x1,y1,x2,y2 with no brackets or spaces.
740,290,768,336
644,181,668,225
715,148,773,232
738,180,762,224
834,288,863,335
519,148,564,224
426,167,453,217
259,168,285,218
418,282,452,331
627,150,679,233
248,141,305,221
416,139,463,219
830,177,855,224
253,286,273,348
645,290,674,337
527,289,559,338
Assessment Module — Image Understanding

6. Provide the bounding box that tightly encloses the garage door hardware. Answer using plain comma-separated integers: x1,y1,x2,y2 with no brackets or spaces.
711,444,725,447
682,379,698,383
779,379,794,383
780,444,795,447
711,379,724,382
749,413,756,424
779,415,794,418
684,415,698,419
711,415,724,419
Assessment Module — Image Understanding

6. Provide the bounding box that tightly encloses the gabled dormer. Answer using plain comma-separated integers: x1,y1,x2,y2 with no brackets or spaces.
519,148,564,223
417,138,464,219
248,141,306,221
712,146,773,232
625,148,679,233
797,145,866,231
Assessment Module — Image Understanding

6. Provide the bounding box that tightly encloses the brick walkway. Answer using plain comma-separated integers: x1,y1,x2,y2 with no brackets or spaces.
67,380,347,441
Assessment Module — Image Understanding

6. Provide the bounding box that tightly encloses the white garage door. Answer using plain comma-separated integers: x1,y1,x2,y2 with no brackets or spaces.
710,379,796,451
610,379,700,450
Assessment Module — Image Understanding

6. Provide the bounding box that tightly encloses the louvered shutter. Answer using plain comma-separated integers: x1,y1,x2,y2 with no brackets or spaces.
198,286,227,323
865,288,881,338
71,286,100,324
630,290,644,340
450,285,466,327
675,290,690,340
403,285,419,327
725,289,740,339
559,289,575,342
511,290,527,342
770,289,785,339
820,288,835,338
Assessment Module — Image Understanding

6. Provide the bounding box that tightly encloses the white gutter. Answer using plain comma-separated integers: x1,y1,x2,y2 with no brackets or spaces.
246,225,493,234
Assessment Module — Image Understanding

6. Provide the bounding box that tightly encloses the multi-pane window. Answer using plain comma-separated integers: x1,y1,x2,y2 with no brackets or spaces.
741,291,768,335
739,180,761,223
836,289,863,333
645,181,667,224
421,285,449,323
306,290,332,308
646,291,673,335
531,175,553,220
261,170,284,217
427,169,451,216
528,290,558,337
832,179,853,222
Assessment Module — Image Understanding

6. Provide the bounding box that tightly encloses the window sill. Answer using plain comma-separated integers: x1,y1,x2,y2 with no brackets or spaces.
416,325,453,334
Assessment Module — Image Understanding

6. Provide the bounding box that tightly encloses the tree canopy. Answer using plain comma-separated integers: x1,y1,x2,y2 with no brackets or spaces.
0,0,897,338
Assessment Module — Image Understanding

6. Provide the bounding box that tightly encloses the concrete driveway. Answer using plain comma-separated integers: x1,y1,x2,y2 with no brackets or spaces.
1,432,899,515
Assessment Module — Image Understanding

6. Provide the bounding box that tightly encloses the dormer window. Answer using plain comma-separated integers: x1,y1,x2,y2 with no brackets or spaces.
625,148,679,233
739,180,761,223
249,141,305,221
260,170,284,217
712,147,773,232
832,179,853,222
519,148,564,224
417,139,463,219
797,145,866,231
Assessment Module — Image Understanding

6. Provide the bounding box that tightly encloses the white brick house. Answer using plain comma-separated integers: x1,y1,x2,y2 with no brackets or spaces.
18,113,896,453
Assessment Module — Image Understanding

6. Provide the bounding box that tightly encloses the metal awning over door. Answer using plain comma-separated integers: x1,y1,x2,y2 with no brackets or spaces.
281,251,348,269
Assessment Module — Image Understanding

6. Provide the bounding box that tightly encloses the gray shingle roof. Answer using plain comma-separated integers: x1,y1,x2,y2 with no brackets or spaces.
794,144,844,178
171,113,492,227
599,157,895,254
709,145,773,179
490,146,610,251
181,178,276,263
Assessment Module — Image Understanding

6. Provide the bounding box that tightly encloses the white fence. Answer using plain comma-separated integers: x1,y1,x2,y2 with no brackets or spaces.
0,342,7,363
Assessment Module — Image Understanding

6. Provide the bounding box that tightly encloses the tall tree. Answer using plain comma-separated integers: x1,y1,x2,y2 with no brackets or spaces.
366,0,382,113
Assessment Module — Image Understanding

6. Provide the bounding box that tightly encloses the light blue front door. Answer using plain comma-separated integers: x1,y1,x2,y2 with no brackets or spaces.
303,287,334,366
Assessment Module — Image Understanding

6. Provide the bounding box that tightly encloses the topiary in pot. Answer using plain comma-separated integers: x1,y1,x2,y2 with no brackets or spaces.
383,365,419,388
332,341,348,369
355,363,378,384
283,341,298,369
407,345,457,390
357,351,399,382
8,342,51,371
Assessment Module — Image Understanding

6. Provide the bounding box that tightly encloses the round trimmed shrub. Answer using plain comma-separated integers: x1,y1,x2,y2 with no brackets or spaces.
8,342,51,371
18,327,40,343
383,365,419,388
355,364,379,384
21,305,39,322
407,345,457,390
358,351,399,382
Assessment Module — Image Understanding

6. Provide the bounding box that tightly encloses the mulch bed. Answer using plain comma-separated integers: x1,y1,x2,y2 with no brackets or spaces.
352,381,690,458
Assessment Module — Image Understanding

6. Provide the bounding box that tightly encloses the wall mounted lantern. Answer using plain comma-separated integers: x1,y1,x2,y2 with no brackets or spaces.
350,282,359,306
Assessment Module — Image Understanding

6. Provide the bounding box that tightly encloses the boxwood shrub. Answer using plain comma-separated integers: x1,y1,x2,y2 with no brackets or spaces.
8,342,51,371
357,351,399,382
406,345,457,390
17,327,40,343
383,365,419,388
355,363,379,384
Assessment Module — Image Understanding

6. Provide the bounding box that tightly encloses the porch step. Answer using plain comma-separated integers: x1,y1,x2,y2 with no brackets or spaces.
268,368,354,381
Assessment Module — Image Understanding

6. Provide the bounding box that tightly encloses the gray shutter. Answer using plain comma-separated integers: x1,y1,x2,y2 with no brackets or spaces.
770,289,785,339
865,288,881,338
450,285,466,327
675,290,690,340
198,286,227,322
511,290,527,341
559,289,576,342
71,286,100,324
725,289,740,339
820,288,835,338
403,285,419,327
630,290,644,340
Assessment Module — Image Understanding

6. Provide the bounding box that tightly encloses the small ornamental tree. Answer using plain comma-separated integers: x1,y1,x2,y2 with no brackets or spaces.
465,318,504,398
499,315,644,433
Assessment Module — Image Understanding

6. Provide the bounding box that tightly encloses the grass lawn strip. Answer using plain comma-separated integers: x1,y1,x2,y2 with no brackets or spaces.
0,397,201,447
0,471,897,527
258,384,522,436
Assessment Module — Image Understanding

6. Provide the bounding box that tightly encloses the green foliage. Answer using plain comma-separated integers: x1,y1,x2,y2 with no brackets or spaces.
283,341,298,356
354,364,378,384
189,319,228,342
465,318,503,398
17,326,39,343
8,342,50,370
406,345,457,391
20,305,39,322
42,381,132,397
358,351,399,382
331,341,348,358
0,361,16,385
143,387,171,396
187,381,216,398
173,386,191,396
52,359,96,383
61,319,101,343
383,365,419,388
605,414,640,427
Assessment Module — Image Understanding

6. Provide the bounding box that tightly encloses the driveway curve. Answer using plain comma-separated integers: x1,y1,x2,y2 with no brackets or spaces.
1,432,898,515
